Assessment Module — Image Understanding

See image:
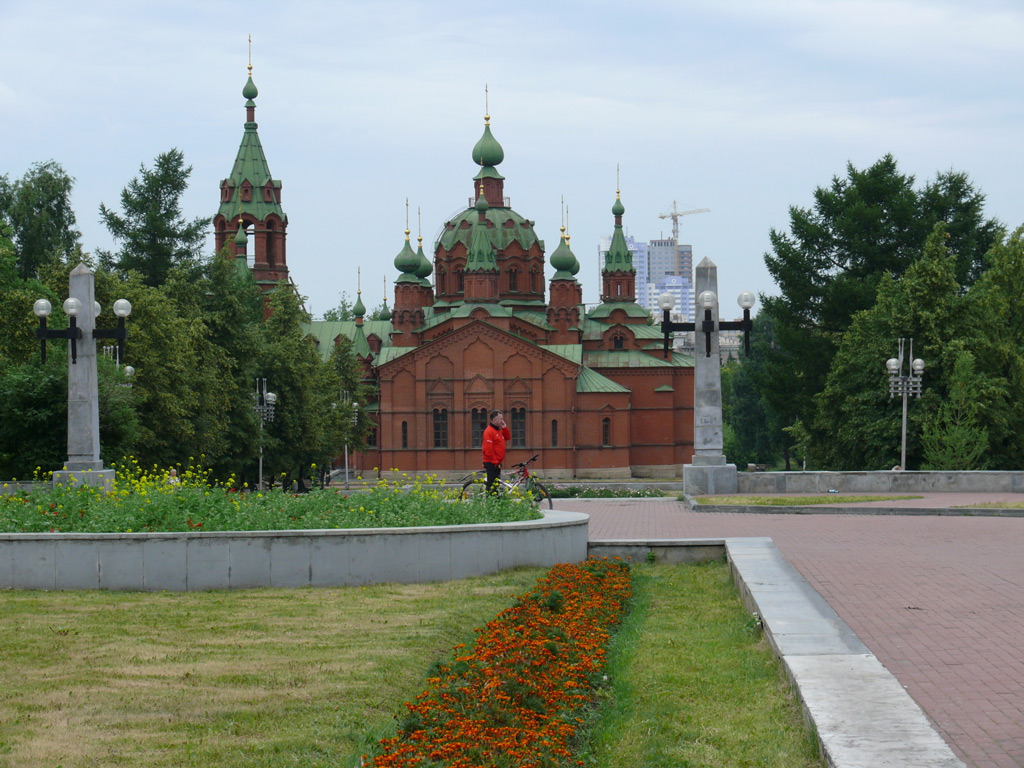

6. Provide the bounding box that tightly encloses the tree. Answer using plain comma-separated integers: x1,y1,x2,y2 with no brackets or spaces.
758,156,999,463
260,284,346,488
98,149,210,287
0,160,82,279
920,350,989,470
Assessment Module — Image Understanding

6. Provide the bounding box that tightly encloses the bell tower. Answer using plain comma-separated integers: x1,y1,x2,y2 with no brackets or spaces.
213,49,289,301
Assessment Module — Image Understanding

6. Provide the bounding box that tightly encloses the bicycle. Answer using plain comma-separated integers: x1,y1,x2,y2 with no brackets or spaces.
460,454,553,509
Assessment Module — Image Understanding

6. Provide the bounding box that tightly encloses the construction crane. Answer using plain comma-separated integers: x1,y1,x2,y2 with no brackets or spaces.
659,200,710,242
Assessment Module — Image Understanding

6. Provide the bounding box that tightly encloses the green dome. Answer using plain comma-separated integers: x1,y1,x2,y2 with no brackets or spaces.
378,300,391,321
233,220,248,248
394,232,420,282
612,194,625,217
474,192,489,213
415,238,433,283
242,75,258,100
353,291,366,318
549,227,576,279
471,122,504,168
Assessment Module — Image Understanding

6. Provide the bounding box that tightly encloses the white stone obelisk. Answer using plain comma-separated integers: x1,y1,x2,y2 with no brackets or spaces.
52,264,114,489
683,257,738,494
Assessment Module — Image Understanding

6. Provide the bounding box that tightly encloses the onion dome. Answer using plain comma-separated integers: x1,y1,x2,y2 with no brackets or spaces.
612,194,625,217
566,233,581,276
472,116,504,168
549,226,576,280
242,73,258,101
394,229,420,283
233,219,248,249
353,290,366,319
415,235,432,285
378,296,391,321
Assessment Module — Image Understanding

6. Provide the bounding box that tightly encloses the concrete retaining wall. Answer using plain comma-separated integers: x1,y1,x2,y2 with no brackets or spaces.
0,510,589,591
738,470,1024,495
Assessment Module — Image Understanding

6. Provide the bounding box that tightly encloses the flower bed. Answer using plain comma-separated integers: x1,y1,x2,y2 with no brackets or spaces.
0,462,540,533
369,559,632,768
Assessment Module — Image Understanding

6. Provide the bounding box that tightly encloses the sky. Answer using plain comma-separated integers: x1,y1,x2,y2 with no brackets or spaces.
2,0,1022,321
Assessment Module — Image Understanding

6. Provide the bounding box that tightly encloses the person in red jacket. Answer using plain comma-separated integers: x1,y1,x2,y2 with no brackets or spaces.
482,409,511,494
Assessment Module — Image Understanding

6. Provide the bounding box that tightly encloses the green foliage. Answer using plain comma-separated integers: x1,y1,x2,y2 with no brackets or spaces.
761,156,999,468
0,160,82,278
97,149,210,287
920,350,989,470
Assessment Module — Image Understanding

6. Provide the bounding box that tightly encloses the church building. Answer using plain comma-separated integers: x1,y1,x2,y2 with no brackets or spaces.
218,67,697,479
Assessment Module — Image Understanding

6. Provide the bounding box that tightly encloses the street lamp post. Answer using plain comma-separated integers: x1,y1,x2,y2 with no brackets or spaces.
886,338,925,471
341,391,360,490
253,378,277,490
33,264,133,489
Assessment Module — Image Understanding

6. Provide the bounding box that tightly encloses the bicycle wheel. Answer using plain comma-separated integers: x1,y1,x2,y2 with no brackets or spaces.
526,478,553,509
461,474,489,501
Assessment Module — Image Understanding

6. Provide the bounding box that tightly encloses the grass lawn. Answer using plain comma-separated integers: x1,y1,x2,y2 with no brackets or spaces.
0,563,822,768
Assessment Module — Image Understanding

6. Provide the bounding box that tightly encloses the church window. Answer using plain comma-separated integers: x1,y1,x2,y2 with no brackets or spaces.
457,269,465,292
602,417,611,447
433,409,449,448
266,221,276,267
509,269,518,292
368,427,378,447
530,269,539,292
471,408,488,447
401,421,408,449
437,269,445,294
613,334,624,350
241,183,252,202
617,284,622,296
511,407,526,448
551,419,558,448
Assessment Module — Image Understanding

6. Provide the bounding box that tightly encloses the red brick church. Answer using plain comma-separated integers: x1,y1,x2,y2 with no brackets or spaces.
218,68,696,479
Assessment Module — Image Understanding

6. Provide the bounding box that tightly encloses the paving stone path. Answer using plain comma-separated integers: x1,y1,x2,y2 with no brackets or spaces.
563,497,1024,768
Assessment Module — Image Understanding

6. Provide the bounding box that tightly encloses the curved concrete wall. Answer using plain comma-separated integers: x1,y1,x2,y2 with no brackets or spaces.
738,470,1024,495
0,510,589,591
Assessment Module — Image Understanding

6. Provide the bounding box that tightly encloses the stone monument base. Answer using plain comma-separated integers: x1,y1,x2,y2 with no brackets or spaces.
53,468,115,492
684,462,738,495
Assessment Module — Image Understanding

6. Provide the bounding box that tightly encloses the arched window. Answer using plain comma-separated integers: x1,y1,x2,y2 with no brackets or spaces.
457,269,465,292
433,409,448,448
401,421,408,449
551,419,558,448
471,408,488,447
602,417,611,447
511,407,526,448
266,220,276,267
613,334,624,350
509,269,519,292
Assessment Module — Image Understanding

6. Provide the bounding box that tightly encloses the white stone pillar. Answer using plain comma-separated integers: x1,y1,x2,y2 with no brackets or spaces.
683,257,737,494
53,264,114,489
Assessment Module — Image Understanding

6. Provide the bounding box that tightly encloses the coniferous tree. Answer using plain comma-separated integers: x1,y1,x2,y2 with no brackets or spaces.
98,149,210,287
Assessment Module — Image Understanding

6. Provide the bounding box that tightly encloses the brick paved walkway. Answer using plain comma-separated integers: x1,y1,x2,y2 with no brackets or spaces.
562,498,1024,768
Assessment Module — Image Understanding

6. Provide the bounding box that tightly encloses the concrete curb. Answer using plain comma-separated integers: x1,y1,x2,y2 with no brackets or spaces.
684,493,1024,517
588,538,966,768
0,510,589,591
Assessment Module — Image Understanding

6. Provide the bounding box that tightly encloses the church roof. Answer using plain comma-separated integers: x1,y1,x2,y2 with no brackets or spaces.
437,207,542,254
584,349,694,368
576,367,630,393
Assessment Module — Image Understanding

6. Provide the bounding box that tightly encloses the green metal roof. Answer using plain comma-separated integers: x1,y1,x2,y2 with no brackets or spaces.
437,207,542,255
302,319,393,361
586,301,652,321
538,344,582,364
577,367,630,394
583,349,693,369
